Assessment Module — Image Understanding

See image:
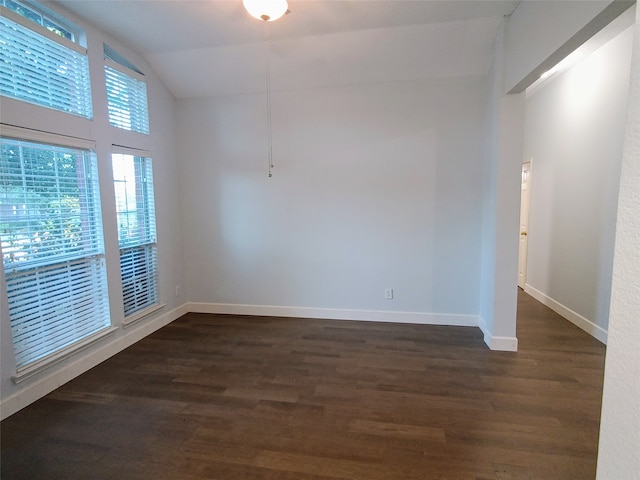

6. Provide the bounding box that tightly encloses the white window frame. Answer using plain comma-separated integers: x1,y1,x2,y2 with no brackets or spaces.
0,0,81,43
0,126,114,381
112,147,161,323
0,5,93,118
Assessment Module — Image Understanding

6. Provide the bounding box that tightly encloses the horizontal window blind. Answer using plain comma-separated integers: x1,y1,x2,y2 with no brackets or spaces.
112,153,156,248
120,245,158,316
0,12,92,118
1,138,110,370
6,257,110,369
1,141,103,271
112,153,157,316
105,65,149,135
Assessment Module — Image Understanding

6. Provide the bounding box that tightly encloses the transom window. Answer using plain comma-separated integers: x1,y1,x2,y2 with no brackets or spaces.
105,61,149,134
0,2,92,117
0,0,78,42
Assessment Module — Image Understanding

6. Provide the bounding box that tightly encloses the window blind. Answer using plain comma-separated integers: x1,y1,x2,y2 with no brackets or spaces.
112,153,158,316
0,11,92,118
105,65,150,135
1,138,110,370
120,245,158,316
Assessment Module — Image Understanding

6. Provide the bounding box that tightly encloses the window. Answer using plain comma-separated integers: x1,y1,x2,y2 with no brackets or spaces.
105,64,149,134
0,137,110,372
0,0,78,42
104,43,143,75
0,3,92,117
112,152,158,317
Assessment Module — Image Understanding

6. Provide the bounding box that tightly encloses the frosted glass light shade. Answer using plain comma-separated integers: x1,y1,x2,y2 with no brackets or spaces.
243,0,288,21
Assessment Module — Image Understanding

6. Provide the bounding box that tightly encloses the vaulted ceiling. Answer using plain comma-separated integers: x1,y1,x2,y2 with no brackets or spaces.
53,0,521,98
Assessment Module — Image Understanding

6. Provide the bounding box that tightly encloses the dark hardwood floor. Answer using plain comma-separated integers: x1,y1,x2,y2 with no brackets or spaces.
1,290,606,480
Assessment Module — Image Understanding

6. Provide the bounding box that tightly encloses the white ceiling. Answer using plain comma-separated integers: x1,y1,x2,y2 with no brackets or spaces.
52,0,521,98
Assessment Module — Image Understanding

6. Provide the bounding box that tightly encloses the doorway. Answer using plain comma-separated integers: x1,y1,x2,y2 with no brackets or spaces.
518,161,531,289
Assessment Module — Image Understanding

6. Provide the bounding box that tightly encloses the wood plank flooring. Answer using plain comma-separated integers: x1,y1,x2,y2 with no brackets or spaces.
1,290,606,479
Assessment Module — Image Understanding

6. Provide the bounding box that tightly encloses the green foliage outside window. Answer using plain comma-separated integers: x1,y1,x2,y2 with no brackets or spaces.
1,141,96,270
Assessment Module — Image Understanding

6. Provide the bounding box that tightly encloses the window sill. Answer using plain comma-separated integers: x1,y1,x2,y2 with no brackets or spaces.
122,303,165,329
12,326,119,384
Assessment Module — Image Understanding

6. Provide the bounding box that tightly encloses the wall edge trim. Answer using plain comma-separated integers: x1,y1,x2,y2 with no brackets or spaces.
478,316,519,351
187,302,480,327
523,284,608,344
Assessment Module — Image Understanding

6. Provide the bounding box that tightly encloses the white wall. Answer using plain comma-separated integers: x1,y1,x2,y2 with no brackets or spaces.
522,24,634,341
597,6,640,477
479,18,523,351
0,3,186,419
177,76,487,323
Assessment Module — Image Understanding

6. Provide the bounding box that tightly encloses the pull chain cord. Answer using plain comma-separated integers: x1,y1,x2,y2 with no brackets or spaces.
264,20,274,178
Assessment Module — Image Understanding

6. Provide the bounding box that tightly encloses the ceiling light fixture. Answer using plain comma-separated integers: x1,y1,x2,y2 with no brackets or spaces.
539,67,558,81
243,0,289,177
243,0,289,22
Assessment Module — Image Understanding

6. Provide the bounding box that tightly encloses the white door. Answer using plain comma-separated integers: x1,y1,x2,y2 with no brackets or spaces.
518,161,532,288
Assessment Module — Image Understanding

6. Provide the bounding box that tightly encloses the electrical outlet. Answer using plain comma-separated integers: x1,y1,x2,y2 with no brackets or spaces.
175,285,182,297
384,288,393,300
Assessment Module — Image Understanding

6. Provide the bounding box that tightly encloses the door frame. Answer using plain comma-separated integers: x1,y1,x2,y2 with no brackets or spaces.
518,160,532,289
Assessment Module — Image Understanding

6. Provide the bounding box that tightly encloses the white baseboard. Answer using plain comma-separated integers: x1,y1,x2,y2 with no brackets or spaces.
0,303,190,421
193,302,521,351
524,284,608,344
478,317,518,352
187,302,479,327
